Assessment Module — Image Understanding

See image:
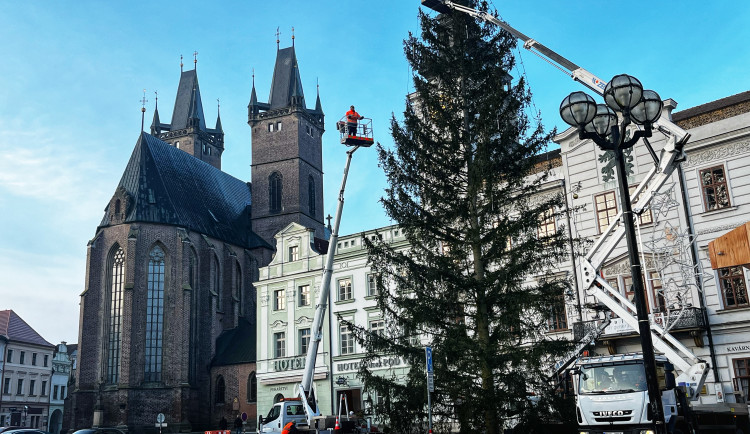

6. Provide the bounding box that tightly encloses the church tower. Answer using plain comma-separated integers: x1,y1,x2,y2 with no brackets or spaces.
152,67,224,170
248,45,325,246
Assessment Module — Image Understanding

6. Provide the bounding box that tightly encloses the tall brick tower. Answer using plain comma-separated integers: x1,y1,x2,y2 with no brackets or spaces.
151,68,225,170
248,45,325,246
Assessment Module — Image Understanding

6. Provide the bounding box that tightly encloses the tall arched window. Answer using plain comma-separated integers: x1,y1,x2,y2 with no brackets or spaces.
269,172,282,213
235,261,242,316
247,372,257,402
214,256,222,311
308,176,316,216
106,246,125,384
145,245,165,382
188,248,198,383
215,375,226,403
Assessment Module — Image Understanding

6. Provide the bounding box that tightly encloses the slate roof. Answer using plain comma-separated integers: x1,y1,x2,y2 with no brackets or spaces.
0,310,54,347
171,69,206,130
212,317,256,366
672,90,750,122
99,132,271,250
268,47,306,110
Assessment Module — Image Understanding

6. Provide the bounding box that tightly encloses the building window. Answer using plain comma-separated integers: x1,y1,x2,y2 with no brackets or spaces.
247,372,257,403
175,141,180,149
630,185,653,225
340,324,354,355
650,271,666,312
269,172,283,213
548,295,568,331
299,328,311,355
43,354,48,367
107,247,125,384
268,123,275,132
370,320,385,337
299,285,310,306
53,385,59,400
20,351,25,364
16,379,23,395
145,245,166,382
60,385,66,399
29,379,35,396
719,266,749,309
308,176,316,216
289,245,299,262
6,349,11,363
276,121,282,131
214,256,222,311
41,381,46,396
733,358,750,403
338,278,352,301
366,274,378,297
3,378,9,394
274,289,286,311
595,191,618,233
32,353,37,366
235,261,242,302
537,210,556,239
215,375,225,403
700,165,731,211
274,332,286,358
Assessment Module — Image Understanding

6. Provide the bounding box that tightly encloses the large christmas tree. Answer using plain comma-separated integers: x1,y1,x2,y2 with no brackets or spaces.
345,2,576,433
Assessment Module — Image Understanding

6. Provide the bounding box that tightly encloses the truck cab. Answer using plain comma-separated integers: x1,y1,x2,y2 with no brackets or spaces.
258,399,309,433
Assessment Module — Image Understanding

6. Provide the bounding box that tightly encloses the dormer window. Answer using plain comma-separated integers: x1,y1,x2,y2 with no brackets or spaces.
289,246,299,262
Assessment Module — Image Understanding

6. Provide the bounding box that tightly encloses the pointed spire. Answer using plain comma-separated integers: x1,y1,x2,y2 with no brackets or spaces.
180,54,183,73
248,68,259,112
193,51,198,69
292,26,295,47
276,27,280,50
170,69,206,130
267,46,306,110
215,98,223,132
315,78,323,114
151,91,162,135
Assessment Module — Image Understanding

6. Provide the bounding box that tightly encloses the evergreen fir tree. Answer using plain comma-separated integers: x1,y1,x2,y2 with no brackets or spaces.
343,2,576,433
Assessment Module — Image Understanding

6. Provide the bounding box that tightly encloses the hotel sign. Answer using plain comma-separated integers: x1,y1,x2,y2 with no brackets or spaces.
337,356,404,373
274,356,306,372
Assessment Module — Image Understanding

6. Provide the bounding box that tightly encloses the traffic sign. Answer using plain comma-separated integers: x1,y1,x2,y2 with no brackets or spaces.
241,412,248,422
157,413,165,424
425,347,433,373
427,372,434,392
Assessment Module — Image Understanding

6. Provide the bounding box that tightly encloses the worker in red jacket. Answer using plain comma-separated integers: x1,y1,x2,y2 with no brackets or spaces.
346,105,364,136
281,421,299,434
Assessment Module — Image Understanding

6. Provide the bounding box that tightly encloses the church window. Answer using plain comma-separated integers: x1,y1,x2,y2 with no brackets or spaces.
215,375,225,403
114,199,121,215
188,248,198,383
277,121,282,131
175,141,180,149
247,372,257,402
308,176,316,216
214,256,222,311
106,247,125,384
145,245,165,382
269,172,283,214
235,261,243,316
207,146,212,156
268,123,274,132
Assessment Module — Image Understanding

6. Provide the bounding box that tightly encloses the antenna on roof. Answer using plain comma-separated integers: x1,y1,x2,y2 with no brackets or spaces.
140,89,148,132
193,51,198,68
180,54,184,73
276,27,280,50
292,26,295,47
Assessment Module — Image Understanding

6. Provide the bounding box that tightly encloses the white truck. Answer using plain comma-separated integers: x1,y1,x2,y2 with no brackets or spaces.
420,1,749,433
258,132,374,434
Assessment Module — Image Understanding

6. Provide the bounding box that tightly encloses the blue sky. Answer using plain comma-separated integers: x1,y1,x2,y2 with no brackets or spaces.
1,1,749,344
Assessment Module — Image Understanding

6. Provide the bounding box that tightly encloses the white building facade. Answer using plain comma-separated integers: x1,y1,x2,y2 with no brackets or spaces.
49,342,72,434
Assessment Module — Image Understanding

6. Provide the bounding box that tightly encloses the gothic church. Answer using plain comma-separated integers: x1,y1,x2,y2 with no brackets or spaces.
69,45,326,433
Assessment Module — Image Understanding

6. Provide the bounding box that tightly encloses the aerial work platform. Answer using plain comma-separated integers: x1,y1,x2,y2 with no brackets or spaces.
337,116,374,147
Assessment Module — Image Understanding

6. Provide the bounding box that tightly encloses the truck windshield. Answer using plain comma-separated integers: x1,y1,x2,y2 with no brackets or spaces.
266,404,281,420
578,363,647,394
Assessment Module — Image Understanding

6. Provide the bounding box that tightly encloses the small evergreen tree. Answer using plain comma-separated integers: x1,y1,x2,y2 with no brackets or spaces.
343,2,575,433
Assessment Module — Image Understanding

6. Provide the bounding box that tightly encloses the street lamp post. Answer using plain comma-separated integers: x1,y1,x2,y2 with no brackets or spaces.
560,74,666,434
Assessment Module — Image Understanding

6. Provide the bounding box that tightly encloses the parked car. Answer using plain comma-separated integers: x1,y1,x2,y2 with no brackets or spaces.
1,429,52,434
71,429,125,434
0,427,23,434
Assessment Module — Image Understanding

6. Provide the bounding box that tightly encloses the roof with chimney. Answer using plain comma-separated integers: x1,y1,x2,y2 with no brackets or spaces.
0,310,54,347
99,132,271,250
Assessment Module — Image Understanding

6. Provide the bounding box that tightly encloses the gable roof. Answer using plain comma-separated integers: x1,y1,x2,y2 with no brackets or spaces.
0,310,54,347
99,133,271,250
212,317,256,366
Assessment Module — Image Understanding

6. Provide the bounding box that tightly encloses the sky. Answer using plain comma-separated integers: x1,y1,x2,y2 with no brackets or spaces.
1,1,749,345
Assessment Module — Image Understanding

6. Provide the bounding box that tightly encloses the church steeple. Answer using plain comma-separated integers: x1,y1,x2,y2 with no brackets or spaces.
151,66,224,170
249,44,326,245
215,99,223,133
150,92,162,135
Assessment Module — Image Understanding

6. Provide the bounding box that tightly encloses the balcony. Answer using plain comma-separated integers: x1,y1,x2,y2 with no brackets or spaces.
573,307,706,341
